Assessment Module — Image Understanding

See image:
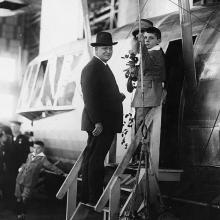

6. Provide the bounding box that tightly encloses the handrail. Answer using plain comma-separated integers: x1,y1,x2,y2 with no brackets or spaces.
56,150,84,199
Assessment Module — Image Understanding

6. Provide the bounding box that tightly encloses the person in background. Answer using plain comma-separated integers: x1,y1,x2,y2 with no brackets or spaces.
24,131,35,153
10,120,30,174
0,127,14,203
14,140,67,220
80,31,125,205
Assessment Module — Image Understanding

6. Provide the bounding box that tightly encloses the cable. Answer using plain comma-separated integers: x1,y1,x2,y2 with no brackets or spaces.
167,0,220,33
125,0,220,41
125,0,150,39
124,121,151,219
200,108,220,163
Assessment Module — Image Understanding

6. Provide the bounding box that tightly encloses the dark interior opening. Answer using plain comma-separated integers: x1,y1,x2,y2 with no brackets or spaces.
160,36,197,169
160,39,184,169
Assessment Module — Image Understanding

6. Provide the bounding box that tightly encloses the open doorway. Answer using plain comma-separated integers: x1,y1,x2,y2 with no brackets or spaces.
160,39,184,169
160,37,197,169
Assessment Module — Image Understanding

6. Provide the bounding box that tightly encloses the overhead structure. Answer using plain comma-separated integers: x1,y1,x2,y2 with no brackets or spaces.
82,0,93,58
89,0,119,34
0,0,41,16
178,0,197,93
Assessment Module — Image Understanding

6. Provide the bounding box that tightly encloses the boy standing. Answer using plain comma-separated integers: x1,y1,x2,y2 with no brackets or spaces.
131,27,166,130
14,140,66,220
130,27,166,162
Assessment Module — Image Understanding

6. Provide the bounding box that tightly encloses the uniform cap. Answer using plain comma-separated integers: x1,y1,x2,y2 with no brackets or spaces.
132,19,153,37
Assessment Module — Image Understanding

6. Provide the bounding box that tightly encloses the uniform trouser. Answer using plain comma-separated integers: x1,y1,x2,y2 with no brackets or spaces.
81,131,115,204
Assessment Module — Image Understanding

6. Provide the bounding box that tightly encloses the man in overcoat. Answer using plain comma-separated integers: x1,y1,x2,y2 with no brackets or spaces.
80,31,125,204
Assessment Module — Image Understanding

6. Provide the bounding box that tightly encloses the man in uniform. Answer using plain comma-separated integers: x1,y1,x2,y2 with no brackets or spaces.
10,120,30,175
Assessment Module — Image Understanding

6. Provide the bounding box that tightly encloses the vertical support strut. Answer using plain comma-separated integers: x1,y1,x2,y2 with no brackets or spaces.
178,0,197,93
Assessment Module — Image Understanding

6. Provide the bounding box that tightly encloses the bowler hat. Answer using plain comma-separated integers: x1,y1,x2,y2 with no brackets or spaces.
132,19,153,37
91,31,118,47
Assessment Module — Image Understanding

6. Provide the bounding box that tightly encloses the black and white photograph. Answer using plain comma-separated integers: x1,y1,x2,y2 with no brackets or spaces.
0,0,220,219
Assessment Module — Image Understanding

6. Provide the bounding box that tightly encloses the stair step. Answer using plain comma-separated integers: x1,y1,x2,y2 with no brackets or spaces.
71,203,103,220
103,206,109,213
126,167,183,181
77,176,134,192
121,186,133,192
159,169,183,181
77,169,183,193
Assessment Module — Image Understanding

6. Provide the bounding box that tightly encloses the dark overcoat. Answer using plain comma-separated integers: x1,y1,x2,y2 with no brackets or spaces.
12,134,30,174
81,57,123,133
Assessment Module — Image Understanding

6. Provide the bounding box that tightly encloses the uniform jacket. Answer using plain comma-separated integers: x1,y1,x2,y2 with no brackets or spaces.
81,56,123,133
0,146,4,173
1,136,14,173
131,46,166,107
16,152,64,188
11,134,30,174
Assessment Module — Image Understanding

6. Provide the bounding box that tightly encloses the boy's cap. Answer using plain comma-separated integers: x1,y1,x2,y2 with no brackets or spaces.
132,19,153,37
10,120,22,126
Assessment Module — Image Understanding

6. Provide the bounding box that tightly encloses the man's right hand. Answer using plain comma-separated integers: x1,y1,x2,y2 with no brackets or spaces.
92,123,103,136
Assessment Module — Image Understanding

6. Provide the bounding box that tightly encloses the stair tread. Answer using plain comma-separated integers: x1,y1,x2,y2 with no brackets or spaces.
71,203,103,220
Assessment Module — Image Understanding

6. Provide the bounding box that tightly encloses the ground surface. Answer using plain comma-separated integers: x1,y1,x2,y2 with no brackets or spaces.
0,196,66,220
0,172,66,220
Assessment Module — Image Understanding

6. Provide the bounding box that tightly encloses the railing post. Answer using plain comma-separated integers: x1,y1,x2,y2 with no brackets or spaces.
109,0,116,29
109,177,121,220
120,169,145,217
150,104,163,177
66,178,78,220
56,151,84,199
